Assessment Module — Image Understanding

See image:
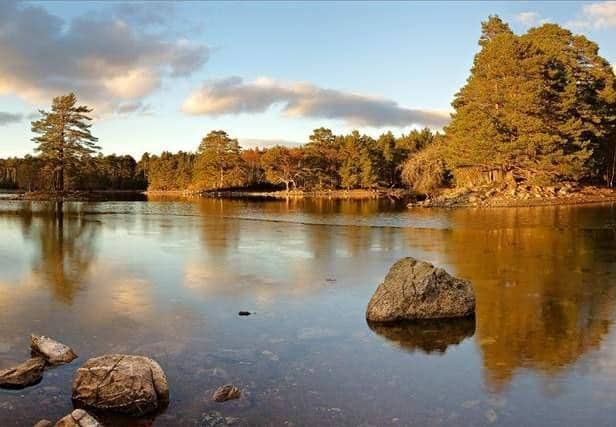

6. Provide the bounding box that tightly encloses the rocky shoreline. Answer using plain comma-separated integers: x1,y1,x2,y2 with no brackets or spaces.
410,184,616,208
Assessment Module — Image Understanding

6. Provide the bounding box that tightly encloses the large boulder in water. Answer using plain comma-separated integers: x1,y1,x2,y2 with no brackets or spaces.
0,357,45,388
72,354,169,416
366,257,475,322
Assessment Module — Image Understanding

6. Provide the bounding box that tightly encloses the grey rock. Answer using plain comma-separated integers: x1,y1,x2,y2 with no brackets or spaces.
201,411,234,427
366,257,475,322
31,335,77,365
54,409,101,427
72,354,169,416
0,357,45,388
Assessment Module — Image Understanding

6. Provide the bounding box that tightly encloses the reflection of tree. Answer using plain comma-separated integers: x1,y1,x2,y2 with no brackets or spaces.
11,202,100,304
439,207,616,391
368,318,475,354
197,198,241,257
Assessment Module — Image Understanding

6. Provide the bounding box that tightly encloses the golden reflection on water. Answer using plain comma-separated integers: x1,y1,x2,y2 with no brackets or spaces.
414,206,616,391
1,198,616,421
4,202,99,304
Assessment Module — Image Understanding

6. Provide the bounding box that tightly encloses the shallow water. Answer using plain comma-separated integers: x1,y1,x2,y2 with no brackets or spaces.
1,198,616,426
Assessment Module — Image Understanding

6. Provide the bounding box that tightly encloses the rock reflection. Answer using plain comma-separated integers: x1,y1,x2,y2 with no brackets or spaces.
368,318,476,354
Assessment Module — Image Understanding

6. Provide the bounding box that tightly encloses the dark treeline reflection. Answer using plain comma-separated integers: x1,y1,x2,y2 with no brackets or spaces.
422,206,616,390
5,202,100,303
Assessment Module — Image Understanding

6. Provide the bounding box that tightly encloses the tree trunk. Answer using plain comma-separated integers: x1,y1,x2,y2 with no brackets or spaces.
610,143,616,188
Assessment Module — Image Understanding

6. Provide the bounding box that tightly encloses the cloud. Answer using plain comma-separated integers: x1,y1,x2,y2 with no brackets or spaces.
115,101,152,115
239,138,303,148
514,11,551,28
567,1,616,30
0,112,23,126
0,1,208,113
583,1,616,28
182,76,450,128
515,12,540,27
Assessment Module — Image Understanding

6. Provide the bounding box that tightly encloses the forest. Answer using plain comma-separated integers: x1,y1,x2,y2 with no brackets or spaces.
1,16,615,196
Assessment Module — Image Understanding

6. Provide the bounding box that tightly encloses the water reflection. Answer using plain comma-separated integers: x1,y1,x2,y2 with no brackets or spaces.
440,207,616,390
4,202,99,303
368,318,476,354
1,199,616,425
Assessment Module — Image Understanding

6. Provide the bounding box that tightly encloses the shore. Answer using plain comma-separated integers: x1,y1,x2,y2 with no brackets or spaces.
5,185,616,207
1,190,146,201
411,183,616,208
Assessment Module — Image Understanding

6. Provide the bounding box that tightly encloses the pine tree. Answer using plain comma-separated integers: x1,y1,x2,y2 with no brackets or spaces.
194,130,245,190
31,93,99,192
444,17,616,184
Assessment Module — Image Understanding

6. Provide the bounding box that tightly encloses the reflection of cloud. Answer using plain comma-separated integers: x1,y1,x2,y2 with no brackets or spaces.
183,76,451,128
0,1,208,113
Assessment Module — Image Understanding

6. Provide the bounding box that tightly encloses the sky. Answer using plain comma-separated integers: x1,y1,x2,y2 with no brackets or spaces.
0,0,615,158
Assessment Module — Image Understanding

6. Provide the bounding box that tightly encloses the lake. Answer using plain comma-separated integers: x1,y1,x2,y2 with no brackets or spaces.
1,197,616,426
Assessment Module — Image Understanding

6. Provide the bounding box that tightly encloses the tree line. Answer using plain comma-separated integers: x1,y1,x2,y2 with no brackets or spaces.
0,92,435,193
141,127,435,192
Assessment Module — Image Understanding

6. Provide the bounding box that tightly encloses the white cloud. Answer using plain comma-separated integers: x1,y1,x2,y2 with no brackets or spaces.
183,76,450,128
567,1,616,30
583,1,616,28
0,112,23,126
515,12,540,27
239,138,303,148
0,1,208,114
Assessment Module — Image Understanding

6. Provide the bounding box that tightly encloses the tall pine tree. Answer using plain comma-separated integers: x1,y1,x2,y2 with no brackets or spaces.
31,93,99,192
444,16,616,184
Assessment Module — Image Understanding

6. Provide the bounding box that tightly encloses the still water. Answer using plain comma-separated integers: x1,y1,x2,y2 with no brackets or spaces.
1,198,616,426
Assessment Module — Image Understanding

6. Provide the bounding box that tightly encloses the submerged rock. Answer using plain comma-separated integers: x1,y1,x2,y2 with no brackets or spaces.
0,357,45,388
366,257,475,322
31,335,77,365
201,411,237,426
213,384,241,402
72,354,169,416
54,409,102,427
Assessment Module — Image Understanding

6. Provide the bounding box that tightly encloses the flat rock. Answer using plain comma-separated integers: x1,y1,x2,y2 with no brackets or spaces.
54,409,102,427
72,354,169,416
0,357,45,388
366,257,475,322
33,420,53,427
213,384,241,402
31,335,77,365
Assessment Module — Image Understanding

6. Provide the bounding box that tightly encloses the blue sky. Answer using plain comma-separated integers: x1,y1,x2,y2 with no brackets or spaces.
0,1,615,158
